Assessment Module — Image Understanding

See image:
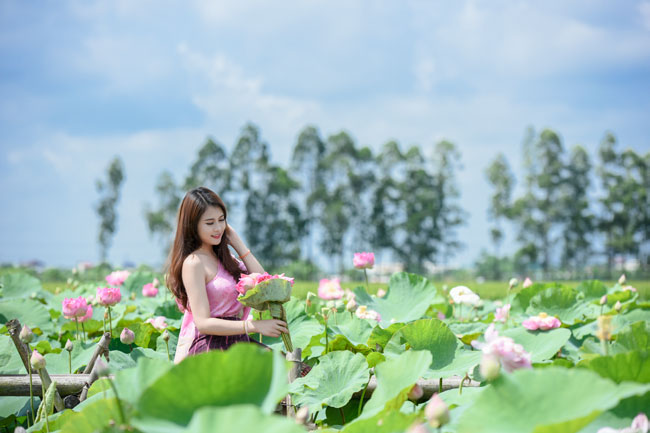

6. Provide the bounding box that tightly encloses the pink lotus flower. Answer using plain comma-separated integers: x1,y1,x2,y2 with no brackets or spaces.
522,277,533,288
408,383,424,401
355,305,381,322
471,324,532,372
353,252,375,269
377,289,387,298
97,287,121,307
142,283,158,297
522,312,561,331
62,296,89,319
78,305,93,323
450,286,481,306
236,272,294,295
598,413,648,433
622,285,638,292
494,303,511,323
146,316,168,331
105,270,131,286
318,278,344,300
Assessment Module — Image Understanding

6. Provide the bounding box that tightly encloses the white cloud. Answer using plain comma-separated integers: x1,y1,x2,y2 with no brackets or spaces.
640,1,650,30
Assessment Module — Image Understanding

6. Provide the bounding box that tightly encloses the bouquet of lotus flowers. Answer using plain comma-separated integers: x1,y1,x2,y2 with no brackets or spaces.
236,272,295,352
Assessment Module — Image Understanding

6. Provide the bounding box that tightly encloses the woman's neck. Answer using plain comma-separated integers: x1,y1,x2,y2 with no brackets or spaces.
197,244,216,257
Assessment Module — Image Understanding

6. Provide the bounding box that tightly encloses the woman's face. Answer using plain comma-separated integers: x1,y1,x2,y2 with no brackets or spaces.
197,205,227,247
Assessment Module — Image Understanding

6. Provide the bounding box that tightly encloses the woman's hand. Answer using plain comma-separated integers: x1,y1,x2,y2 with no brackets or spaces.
225,224,245,250
249,319,289,338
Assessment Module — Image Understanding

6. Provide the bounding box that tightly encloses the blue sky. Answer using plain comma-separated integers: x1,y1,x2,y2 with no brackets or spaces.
1,1,649,270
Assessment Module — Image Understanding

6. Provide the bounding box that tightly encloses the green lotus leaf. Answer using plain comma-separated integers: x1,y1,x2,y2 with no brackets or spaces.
289,351,370,409
0,298,54,334
366,322,405,351
0,273,43,299
252,298,324,352
122,270,156,297
526,287,592,325
574,280,608,300
352,272,443,328
137,344,288,424
578,350,650,384
612,320,650,354
0,335,25,374
572,310,650,340
342,409,419,433
327,311,374,346
384,319,459,371
423,349,483,380
512,282,555,311
360,350,432,419
457,367,650,433
501,327,571,363
237,279,292,311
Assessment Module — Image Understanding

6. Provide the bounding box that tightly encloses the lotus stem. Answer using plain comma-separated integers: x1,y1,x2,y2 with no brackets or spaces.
364,269,369,292
28,358,34,426
68,351,71,374
108,306,113,338
357,375,371,417
107,378,126,425
75,318,80,341
81,322,86,342
165,339,170,361
41,381,49,432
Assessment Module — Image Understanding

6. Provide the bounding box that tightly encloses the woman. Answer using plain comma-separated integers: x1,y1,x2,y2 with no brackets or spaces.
166,186,288,363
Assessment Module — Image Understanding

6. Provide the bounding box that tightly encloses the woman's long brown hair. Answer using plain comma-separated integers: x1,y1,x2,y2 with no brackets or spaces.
165,186,243,311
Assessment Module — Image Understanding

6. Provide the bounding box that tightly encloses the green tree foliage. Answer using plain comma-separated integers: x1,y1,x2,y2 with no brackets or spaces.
560,145,594,276
95,156,125,263
485,153,514,258
143,138,231,254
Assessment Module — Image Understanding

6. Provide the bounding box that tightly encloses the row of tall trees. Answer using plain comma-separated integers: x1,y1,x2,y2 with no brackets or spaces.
485,127,649,279
143,123,466,274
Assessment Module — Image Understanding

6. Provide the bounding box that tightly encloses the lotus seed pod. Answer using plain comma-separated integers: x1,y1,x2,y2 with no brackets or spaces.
408,383,424,401
618,274,626,285
120,327,135,345
614,301,622,312
162,329,170,342
30,350,46,370
19,325,34,344
600,295,608,305
65,339,74,352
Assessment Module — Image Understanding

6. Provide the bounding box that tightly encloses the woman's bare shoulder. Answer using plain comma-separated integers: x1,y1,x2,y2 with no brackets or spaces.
183,253,205,271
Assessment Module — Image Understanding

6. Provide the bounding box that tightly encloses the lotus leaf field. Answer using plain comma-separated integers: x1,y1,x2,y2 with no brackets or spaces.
1,270,649,433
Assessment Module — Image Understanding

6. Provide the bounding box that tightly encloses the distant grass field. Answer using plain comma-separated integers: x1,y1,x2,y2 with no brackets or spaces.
41,279,649,300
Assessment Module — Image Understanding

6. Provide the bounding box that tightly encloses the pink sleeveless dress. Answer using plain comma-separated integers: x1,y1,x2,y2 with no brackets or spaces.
173,258,252,364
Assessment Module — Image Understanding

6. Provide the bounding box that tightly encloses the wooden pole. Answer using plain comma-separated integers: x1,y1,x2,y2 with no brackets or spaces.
83,332,111,374
351,376,480,402
6,319,65,412
0,375,91,397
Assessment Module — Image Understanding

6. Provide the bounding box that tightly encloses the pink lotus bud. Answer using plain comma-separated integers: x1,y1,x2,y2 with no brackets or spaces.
346,298,357,312
614,301,622,312
508,278,518,289
120,327,135,345
437,311,446,320
377,289,386,298
631,413,648,432
522,277,533,288
65,340,74,352
162,329,170,342
78,305,93,323
142,283,158,297
318,278,343,300
408,383,424,401
353,252,375,269
97,287,121,307
95,358,110,377
480,354,501,381
494,304,511,323
600,295,607,305
406,422,429,433
153,277,160,288
424,394,450,428
618,274,626,285
19,326,34,344
30,350,46,370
